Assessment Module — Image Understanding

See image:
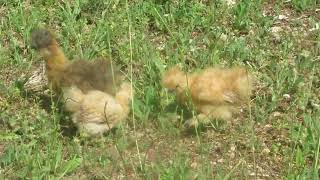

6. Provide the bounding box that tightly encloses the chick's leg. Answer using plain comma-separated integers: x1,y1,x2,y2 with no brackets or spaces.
208,106,233,121
185,106,233,128
184,113,210,128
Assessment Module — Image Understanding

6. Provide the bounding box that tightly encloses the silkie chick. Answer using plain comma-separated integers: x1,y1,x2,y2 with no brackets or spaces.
162,65,253,127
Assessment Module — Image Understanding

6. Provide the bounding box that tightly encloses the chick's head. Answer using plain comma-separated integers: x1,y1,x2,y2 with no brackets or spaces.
162,66,188,92
31,28,55,50
30,28,57,58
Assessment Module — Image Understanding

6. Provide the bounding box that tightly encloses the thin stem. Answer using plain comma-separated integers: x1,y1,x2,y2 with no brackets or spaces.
125,0,143,172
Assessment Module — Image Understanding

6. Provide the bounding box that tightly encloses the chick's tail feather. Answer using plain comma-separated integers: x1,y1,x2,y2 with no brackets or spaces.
235,69,253,100
115,82,133,114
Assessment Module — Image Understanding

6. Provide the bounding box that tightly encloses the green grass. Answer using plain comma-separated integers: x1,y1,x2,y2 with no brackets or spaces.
0,0,319,179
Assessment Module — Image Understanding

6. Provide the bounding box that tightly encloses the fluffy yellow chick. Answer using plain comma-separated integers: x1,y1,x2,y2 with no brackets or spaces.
62,82,133,136
162,65,253,127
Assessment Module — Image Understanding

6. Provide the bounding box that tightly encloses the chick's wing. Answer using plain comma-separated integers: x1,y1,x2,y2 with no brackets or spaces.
61,58,121,94
190,70,237,105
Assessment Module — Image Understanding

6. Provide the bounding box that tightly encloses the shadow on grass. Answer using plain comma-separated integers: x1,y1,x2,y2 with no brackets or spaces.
165,100,228,136
15,79,78,138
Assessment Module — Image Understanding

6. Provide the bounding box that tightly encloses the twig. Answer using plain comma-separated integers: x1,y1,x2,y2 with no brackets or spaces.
125,0,143,174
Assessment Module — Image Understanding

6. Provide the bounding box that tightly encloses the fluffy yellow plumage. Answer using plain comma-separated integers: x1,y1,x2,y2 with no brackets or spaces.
162,65,253,127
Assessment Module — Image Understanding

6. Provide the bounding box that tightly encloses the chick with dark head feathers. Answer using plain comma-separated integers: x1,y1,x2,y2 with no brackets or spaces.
30,28,121,94
30,28,130,136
